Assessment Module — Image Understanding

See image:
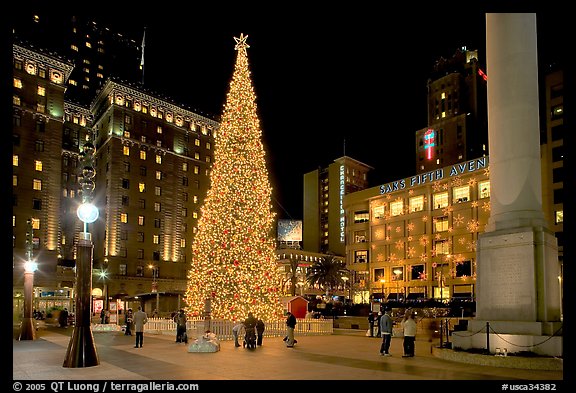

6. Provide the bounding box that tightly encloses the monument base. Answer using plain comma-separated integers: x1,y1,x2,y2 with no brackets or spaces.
452,320,563,357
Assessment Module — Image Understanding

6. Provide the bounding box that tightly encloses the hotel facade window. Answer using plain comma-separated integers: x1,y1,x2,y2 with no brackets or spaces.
372,205,385,220
390,200,403,216
354,210,369,223
479,181,490,199
453,185,470,203
354,250,368,263
409,195,424,212
433,192,448,209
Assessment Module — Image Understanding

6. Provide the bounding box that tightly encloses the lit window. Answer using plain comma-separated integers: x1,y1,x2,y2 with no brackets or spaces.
13,155,18,166
31,218,40,230
433,192,448,209
155,186,161,196
26,63,37,75
142,105,148,114
354,210,369,223
139,183,145,193
201,127,208,136
409,195,424,212
156,155,162,164
62,189,67,197
97,73,103,78
13,95,21,105
195,139,200,146
441,92,446,99
70,190,75,198
154,202,161,212
71,44,79,51
354,250,368,263
33,179,42,190
194,165,199,174
35,160,42,171
372,205,385,220
83,59,91,64
156,171,162,180
14,78,22,88
157,126,162,134
140,150,146,160
124,131,130,138
390,200,404,217
206,142,211,150
123,146,130,156
182,163,188,172
555,211,563,224
434,239,450,255
13,175,18,186
479,181,490,199
153,235,159,244
157,111,163,119
441,111,446,118
98,64,103,70
83,67,90,73
206,156,211,163
194,152,200,160
434,216,449,232
354,230,367,243
193,195,198,203
156,140,162,147
84,76,90,82
86,41,92,48
121,213,128,223
13,216,15,227
138,216,145,226
453,185,470,203
181,239,186,248
192,211,198,219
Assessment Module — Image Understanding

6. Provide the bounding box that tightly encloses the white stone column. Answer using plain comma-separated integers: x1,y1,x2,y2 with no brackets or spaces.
452,14,562,357
485,13,545,231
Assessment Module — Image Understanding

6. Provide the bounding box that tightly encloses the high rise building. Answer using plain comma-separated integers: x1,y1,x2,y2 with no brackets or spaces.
303,156,372,256
540,68,564,297
12,41,219,316
415,48,488,174
12,43,75,312
12,13,142,105
90,78,218,308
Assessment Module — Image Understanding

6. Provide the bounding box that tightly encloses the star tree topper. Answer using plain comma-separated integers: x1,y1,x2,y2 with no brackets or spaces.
234,33,250,53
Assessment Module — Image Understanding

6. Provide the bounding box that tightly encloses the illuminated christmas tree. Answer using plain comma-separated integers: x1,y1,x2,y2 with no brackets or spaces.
184,34,284,322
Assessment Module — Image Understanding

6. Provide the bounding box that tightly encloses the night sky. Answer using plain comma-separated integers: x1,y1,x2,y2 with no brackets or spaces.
12,6,566,221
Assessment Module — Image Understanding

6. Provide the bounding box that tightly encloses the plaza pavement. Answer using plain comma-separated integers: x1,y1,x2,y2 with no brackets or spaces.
12,323,565,386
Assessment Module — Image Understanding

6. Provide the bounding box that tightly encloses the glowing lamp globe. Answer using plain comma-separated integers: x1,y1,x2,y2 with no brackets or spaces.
24,260,38,273
77,202,99,223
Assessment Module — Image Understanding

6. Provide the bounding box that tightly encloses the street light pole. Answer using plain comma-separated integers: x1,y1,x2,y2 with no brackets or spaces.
63,139,99,368
149,264,159,315
19,219,37,341
393,268,402,302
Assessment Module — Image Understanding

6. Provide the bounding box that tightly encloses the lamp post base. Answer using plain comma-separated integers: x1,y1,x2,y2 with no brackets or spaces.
63,326,100,368
18,317,36,341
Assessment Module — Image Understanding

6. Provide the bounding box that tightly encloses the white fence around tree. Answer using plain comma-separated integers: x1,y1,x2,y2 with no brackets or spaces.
144,317,333,340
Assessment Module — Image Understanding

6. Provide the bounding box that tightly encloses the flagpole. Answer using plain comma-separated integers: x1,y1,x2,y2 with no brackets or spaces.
141,27,146,85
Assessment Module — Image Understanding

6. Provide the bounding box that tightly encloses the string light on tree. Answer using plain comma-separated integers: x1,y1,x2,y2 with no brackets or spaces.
184,33,284,322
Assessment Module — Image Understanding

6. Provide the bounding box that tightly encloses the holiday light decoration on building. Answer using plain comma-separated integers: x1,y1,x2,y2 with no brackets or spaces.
184,34,284,322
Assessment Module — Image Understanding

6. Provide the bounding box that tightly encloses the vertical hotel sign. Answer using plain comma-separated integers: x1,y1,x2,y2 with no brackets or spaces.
340,165,345,243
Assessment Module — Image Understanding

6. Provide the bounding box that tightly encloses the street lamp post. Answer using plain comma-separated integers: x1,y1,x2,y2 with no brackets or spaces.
149,264,159,315
63,139,99,368
393,268,402,302
19,219,38,341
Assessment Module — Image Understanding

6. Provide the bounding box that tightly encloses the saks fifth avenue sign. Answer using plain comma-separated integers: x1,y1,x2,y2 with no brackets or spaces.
379,157,488,195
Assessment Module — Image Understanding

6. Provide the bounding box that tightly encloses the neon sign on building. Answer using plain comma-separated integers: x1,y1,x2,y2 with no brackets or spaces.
339,165,345,243
424,129,435,160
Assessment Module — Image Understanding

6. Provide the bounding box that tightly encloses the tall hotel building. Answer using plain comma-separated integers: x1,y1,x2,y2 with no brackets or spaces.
415,48,488,174
13,41,218,315
303,156,373,256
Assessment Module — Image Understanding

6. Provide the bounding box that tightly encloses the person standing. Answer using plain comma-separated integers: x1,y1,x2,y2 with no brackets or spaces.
124,309,133,336
174,309,187,343
367,312,375,337
402,309,417,357
379,308,393,356
232,321,244,347
376,311,382,338
100,308,106,324
255,319,265,346
285,311,297,347
133,306,148,348
58,308,69,328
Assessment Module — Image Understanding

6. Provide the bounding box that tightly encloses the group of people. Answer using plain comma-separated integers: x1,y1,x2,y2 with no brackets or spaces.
377,307,417,357
232,312,266,348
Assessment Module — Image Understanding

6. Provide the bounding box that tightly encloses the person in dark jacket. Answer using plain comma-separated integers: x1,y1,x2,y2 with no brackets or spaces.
367,312,375,337
285,311,297,347
255,319,265,346
379,308,393,356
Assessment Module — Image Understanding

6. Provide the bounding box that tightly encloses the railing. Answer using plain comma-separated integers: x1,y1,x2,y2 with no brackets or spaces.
144,317,333,340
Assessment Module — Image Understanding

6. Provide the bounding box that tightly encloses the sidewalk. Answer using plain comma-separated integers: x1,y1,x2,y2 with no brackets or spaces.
13,325,563,381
